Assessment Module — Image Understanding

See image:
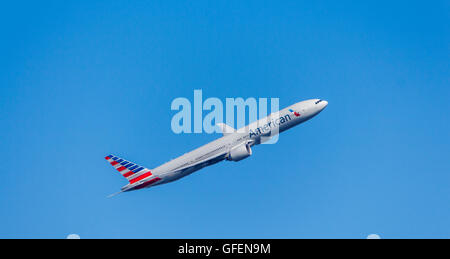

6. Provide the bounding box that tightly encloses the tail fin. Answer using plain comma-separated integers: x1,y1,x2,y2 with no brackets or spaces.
104,154,153,184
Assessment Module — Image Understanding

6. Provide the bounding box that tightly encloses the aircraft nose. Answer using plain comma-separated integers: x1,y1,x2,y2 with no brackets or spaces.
317,100,328,111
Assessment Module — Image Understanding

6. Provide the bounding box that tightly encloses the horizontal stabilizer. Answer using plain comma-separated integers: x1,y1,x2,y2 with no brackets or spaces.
107,190,123,198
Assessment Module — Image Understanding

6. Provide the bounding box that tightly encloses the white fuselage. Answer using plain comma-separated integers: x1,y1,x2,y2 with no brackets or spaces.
141,99,328,188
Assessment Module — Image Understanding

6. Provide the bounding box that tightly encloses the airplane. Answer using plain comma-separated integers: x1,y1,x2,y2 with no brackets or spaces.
105,99,328,196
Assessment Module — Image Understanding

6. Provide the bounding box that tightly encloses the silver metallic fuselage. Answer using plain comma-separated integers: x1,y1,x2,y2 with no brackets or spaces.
144,99,328,188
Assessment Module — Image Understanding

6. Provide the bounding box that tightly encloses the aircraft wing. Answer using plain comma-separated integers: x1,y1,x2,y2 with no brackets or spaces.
168,139,256,174
216,123,236,136
170,149,229,174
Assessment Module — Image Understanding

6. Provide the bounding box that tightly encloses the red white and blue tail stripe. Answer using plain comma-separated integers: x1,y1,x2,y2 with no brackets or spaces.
104,155,160,187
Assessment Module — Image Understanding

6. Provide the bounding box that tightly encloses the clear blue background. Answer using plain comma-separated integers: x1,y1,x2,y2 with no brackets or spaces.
0,1,449,238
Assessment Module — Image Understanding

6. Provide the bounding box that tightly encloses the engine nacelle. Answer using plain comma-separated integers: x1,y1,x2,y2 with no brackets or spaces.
228,143,252,162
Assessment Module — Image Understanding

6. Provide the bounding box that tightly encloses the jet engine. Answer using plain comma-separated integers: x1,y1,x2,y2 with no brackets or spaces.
228,143,252,162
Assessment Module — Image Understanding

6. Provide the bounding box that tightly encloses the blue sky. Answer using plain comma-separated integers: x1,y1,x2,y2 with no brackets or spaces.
0,1,449,238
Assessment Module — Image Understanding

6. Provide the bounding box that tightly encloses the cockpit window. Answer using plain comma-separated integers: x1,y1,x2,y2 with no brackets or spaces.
315,100,323,104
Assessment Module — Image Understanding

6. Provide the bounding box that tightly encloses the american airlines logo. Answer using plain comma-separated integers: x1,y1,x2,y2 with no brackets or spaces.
249,114,291,138
289,109,301,117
